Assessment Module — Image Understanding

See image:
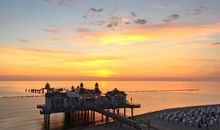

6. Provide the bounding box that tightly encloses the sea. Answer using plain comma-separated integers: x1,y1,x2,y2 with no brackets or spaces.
0,81,220,130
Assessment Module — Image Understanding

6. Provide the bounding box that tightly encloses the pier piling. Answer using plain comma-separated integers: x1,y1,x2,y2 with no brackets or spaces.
44,114,50,130
131,108,134,117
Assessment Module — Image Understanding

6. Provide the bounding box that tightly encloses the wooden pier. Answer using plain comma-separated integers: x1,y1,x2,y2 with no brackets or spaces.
37,82,166,130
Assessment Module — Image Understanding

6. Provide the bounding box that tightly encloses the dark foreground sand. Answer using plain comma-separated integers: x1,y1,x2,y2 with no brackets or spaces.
82,104,220,130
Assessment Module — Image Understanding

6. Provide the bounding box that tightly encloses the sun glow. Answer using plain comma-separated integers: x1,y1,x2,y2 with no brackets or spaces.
66,59,118,66
84,69,121,77
100,34,151,44
1,0,220,81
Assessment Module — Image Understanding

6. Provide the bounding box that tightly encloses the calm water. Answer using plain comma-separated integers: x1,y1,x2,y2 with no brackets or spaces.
0,81,220,130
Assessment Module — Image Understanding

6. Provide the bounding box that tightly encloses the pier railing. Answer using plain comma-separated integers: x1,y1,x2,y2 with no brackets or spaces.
93,107,149,130
92,107,171,130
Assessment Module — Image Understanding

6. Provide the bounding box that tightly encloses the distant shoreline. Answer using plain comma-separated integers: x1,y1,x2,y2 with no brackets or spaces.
1,95,44,98
0,80,220,82
0,88,199,98
125,88,199,93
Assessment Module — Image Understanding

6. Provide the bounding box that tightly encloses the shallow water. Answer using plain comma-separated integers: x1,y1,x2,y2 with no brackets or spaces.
0,81,220,130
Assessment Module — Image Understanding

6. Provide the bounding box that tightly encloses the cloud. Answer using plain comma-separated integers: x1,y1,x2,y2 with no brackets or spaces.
0,46,123,66
0,45,81,55
82,15,87,19
110,16,121,25
152,4,165,9
76,28,91,33
106,16,120,28
0,45,122,75
43,0,74,6
120,18,132,25
0,45,88,78
106,24,113,28
163,14,180,23
89,8,103,13
90,20,106,26
131,12,136,17
58,0,74,6
20,48,81,54
43,28,62,34
17,37,62,44
83,10,143,28
110,6,118,15
106,16,132,28
83,8,104,19
74,21,220,45
187,6,206,16
66,59,119,67
211,42,220,45
48,38,62,42
194,8,203,15
43,0,50,3
17,38,29,42
134,19,147,25
177,58,220,63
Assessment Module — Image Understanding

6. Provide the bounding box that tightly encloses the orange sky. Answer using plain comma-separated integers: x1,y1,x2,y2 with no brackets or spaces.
0,0,220,81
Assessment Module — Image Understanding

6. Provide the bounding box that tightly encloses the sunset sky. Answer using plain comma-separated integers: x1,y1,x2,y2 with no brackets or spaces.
0,0,220,81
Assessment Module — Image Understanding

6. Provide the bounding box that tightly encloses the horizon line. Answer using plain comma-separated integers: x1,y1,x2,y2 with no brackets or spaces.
0,79,219,82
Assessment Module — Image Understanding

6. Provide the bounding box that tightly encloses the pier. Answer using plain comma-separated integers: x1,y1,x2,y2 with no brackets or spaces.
36,82,173,130
37,82,144,129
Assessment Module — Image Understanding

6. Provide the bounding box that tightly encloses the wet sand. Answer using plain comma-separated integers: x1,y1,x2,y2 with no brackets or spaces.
82,104,220,130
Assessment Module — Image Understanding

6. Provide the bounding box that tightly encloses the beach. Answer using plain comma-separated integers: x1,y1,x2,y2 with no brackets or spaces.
83,104,220,130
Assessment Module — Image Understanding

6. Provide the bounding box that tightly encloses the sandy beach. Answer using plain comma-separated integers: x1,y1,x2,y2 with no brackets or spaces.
82,104,220,130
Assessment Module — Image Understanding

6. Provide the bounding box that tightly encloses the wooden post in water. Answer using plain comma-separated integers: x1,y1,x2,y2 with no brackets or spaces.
131,108,134,117
84,110,87,125
44,114,50,130
117,108,119,115
89,110,91,124
65,112,70,125
116,108,122,128
72,111,75,124
124,107,126,117
119,121,122,128
106,109,109,124
86,110,89,124
70,112,72,124
113,109,116,121
75,111,77,121
90,110,93,123
78,110,80,120
90,110,92,124
48,114,50,129
44,114,46,125
106,115,109,124
101,114,104,122
82,110,84,125
81,110,83,124
79,110,82,126
93,111,95,123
